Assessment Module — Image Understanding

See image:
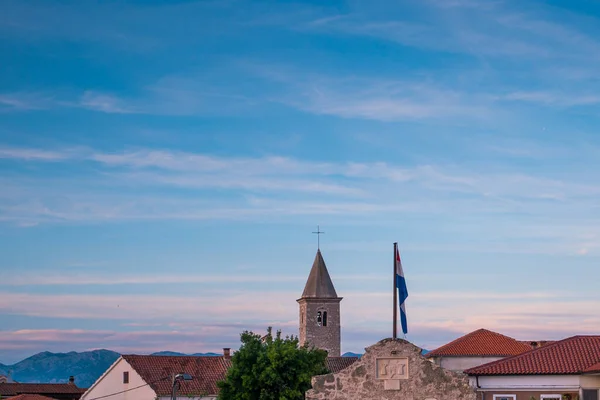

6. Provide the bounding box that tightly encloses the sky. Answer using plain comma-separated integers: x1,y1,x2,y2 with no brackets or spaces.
2,0,600,364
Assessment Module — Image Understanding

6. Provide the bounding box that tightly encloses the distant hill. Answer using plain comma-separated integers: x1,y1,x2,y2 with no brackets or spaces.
0,350,120,389
150,351,221,357
341,350,429,357
0,349,224,389
1,348,362,389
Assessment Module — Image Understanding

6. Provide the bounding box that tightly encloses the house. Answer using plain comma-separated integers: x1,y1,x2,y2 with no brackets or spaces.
81,354,229,400
0,380,86,400
465,335,600,400
81,352,358,400
6,394,58,400
426,328,536,371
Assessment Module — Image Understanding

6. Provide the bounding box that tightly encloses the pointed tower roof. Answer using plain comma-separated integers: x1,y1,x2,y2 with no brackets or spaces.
300,250,339,299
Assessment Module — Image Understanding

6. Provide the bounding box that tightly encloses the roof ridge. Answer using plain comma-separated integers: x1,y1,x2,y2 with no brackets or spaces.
465,337,575,374
122,354,222,358
569,335,600,338
428,328,526,357
465,335,600,375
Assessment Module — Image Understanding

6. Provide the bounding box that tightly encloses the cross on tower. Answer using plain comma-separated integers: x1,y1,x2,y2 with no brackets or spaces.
312,225,325,250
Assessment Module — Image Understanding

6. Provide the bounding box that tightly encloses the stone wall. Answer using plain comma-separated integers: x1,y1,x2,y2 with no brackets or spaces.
298,298,341,357
305,338,476,400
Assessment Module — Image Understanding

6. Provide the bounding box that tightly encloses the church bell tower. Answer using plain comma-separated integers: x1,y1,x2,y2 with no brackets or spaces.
297,249,342,357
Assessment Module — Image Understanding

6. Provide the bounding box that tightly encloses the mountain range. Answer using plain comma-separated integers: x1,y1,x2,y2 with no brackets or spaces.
0,348,426,389
0,350,220,389
0,349,373,389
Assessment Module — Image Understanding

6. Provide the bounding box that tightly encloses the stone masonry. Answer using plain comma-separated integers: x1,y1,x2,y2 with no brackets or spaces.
298,250,342,357
298,297,342,357
305,338,477,400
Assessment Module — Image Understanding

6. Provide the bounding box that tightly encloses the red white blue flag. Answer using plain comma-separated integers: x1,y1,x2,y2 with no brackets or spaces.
395,248,408,334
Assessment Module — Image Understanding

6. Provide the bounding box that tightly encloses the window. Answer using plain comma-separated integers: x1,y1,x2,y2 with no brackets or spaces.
493,395,516,400
316,311,322,326
541,395,561,400
583,389,599,400
322,311,328,327
123,371,129,384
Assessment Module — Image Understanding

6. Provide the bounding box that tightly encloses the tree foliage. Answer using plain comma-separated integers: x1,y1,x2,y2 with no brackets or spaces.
217,327,329,400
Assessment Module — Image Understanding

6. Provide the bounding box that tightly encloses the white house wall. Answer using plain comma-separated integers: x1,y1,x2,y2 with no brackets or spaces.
581,375,600,387
472,375,580,390
159,395,215,400
438,356,504,371
81,358,157,400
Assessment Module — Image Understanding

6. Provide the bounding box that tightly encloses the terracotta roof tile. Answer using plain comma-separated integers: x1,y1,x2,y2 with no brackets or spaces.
0,383,86,396
326,357,359,373
465,335,600,375
122,355,231,397
584,361,600,373
6,394,58,400
427,329,533,357
123,354,359,396
518,340,555,348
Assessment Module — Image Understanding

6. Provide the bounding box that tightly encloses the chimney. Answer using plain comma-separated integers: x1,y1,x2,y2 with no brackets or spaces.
69,376,75,385
223,348,231,359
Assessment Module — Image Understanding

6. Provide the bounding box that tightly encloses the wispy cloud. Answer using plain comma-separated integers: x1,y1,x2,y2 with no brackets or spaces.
0,146,68,161
293,0,600,115
501,91,600,107
0,272,390,287
2,274,304,286
3,145,600,254
2,288,598,362
241,62,496,121
0,92,56,112
308,1,600,63
79,91,136,114
291,81,489,121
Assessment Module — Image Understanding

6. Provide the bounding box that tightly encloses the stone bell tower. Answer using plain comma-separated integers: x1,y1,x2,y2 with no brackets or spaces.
297,249,342,357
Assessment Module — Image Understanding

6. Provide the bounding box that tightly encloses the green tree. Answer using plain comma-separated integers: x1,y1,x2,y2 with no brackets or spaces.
217,327,329,400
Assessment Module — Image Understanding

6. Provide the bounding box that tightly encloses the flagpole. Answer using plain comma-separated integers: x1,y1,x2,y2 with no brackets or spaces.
393,242,398,340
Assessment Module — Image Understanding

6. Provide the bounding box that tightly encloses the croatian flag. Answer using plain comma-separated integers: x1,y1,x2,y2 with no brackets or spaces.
396,248,408,334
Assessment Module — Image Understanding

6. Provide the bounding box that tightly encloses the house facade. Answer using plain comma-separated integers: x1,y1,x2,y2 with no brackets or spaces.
82,353,358,400
80,355,230,400
7,394,60,400
0,382,86,400
465,335,600,400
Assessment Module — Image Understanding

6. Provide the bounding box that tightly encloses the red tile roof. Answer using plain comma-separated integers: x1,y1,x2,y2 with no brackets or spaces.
326,357,359,373
465,335,600,375
519,340,556,348
0,383,86,396
122,354,360,396
426,329,533,357
584,361,600,373
122,355,231,397
6,394,58,400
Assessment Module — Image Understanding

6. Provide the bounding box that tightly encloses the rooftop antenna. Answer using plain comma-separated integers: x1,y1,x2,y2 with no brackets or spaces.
312,225,325,250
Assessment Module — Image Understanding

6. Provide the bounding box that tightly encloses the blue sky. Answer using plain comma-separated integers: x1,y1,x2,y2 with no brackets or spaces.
2,0,600,364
